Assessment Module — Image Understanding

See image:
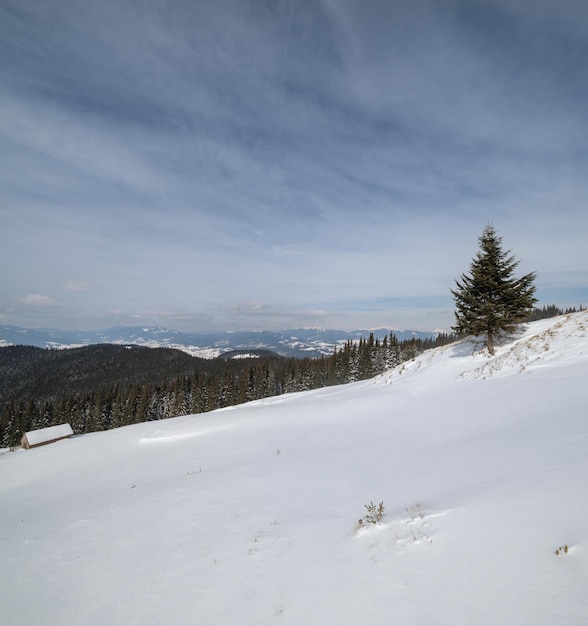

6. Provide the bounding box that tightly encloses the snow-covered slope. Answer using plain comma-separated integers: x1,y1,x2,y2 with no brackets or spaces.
1,313,586,625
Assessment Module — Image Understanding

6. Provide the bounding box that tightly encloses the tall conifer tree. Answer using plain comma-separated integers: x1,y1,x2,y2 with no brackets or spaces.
451,225,537,355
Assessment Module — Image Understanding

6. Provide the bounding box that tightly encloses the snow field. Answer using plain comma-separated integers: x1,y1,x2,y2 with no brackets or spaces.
1,312,587,625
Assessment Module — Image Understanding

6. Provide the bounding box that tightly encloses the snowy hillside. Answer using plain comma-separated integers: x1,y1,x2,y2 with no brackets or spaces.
1,312,587,625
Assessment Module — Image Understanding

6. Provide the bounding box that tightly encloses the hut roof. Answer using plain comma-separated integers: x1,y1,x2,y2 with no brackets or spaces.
24,424,74,447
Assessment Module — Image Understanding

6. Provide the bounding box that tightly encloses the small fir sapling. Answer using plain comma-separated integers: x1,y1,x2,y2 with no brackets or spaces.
358,501,385,527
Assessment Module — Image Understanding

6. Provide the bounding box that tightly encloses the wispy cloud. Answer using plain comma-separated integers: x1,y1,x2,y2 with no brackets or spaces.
19,294,62,308
1,0,587,331
62,280,93,293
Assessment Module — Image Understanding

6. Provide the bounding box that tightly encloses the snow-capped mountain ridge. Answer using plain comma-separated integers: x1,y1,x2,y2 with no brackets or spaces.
0,324,440,358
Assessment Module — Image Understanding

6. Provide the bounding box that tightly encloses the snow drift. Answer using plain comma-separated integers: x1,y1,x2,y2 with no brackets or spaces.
1,312,587,625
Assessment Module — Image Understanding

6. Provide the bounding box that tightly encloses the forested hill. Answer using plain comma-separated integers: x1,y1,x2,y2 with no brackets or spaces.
0,344,210,406
1,333,454,447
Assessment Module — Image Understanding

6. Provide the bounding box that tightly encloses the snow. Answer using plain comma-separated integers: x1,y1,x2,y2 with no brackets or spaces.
1,312,587,625
23,423,74,446
111,340,223,359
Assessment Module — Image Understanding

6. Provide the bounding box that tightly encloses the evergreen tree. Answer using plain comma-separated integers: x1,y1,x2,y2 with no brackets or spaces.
347,342,359,382
451,225,537,354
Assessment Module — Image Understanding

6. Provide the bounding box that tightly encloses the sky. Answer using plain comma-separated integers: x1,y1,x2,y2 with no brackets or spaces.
1,0,587,333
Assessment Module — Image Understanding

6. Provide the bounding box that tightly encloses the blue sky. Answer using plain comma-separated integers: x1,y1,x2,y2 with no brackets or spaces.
1,0,587,332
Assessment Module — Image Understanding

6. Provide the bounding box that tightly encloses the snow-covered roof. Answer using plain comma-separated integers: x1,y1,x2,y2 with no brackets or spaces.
24,424,73,446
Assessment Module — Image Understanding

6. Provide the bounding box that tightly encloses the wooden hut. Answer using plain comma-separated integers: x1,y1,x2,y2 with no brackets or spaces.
21,424,74,449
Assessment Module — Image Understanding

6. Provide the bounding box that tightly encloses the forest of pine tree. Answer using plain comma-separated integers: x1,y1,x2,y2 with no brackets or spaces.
0,332,455,447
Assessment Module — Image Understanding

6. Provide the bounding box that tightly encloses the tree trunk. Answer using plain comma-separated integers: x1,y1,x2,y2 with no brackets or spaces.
487,330,495,355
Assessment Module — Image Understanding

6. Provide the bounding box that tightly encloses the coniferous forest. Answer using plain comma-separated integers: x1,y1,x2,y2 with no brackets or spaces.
0,332,455,447
0,306,580,448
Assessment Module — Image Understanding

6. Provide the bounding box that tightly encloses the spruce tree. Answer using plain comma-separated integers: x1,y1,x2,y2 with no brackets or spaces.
451,225,537,355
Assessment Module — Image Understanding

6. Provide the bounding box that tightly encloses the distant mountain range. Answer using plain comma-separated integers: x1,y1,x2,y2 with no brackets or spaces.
0,325,441,358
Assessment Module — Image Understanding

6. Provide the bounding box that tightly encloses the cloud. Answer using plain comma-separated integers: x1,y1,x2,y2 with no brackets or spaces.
216,300,329,330
19,294,63,308
221,300,268,315
62,280,93,293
